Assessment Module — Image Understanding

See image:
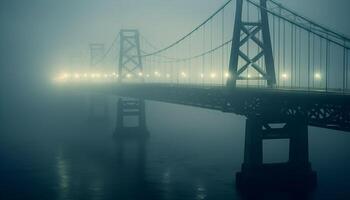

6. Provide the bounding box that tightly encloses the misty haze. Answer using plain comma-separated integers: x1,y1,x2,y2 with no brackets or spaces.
1,0,350,199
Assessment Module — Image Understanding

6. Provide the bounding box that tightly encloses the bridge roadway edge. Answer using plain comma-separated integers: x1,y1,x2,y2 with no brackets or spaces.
65,83,350,132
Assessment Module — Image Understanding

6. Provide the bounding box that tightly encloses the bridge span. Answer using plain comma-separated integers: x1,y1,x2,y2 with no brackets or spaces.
77,83,350,132
55,0,350,193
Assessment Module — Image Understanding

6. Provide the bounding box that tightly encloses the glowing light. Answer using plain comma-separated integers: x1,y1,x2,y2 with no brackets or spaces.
258,74,263,78
314,73,322,80
247,74,252,78
64,73,70,78
74,73,80,79
138,72,143,77
91,73,96,78
126,73,132,78
224,72,230,78
54,73,68,82
83,73,88,78
181,72,187,77
281,73,288,80
166,74,170,78
210,73,217,79
200,73,204,78
154,71,160,77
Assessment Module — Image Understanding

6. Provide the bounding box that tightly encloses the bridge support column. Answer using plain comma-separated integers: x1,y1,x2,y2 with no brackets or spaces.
88,43,108,121
88,94,109,121
114,98,149,138
236,117,317,191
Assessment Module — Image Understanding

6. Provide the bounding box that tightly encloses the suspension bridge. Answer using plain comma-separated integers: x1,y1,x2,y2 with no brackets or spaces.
55,0,350,191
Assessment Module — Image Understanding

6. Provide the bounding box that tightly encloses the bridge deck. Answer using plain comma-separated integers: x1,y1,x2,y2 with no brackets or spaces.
63,82,350,132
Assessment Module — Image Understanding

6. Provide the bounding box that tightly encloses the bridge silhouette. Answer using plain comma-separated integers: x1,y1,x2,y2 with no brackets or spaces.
56,0,350,193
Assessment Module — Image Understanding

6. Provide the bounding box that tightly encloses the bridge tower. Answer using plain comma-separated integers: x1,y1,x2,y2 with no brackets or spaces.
114,29,149,138
236,116,317,192
88,43,109,121
118,29,143,82
228,0,276,88
90,43,105,68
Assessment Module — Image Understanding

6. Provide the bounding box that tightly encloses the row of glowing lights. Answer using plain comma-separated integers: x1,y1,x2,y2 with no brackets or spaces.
55,72,323,81
280,72,322,80
56,71,229,80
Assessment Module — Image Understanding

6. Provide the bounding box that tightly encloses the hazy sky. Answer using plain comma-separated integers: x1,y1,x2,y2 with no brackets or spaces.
1,0,350,84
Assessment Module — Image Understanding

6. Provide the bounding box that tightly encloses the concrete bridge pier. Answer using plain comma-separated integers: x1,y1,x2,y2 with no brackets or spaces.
236,117,317,192
88,94,109,121
114,97,149,138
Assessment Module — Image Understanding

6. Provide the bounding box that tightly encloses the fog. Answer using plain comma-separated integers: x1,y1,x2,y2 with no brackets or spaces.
1,0,350,199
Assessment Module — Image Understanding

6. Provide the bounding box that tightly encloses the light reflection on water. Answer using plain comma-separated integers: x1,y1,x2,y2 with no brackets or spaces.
56,149,70,199
195,182,207,200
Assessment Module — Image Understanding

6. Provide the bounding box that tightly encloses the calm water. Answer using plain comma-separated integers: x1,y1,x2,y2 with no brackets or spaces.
1,88,350,200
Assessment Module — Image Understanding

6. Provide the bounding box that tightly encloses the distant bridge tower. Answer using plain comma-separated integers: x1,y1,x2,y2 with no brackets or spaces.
228,0,276,88
89,43,109,120
118,29,144,82
114,29,148,138
90,43,105,68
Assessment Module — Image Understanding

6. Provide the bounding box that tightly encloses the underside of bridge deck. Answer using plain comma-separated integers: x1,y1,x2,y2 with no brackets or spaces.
68,83,350,132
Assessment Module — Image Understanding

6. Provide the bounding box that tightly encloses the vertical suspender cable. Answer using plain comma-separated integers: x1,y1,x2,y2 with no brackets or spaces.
320,38,323,89
210,19,213,85
283,19,286,87
278,7,281,87
222,8,225,85
294,24,297,88
216,16,218,85
298,28,301,87
343,43,347,92
189,33,192,84
346,47,349,91
171,62,174,84
291,23,294,88
326,39,330,92
202,24,205,85
176,45,179,85
312,33,315,88
308,31,311,91
150,55,152,82
258,6,262,87
272,9,275,55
